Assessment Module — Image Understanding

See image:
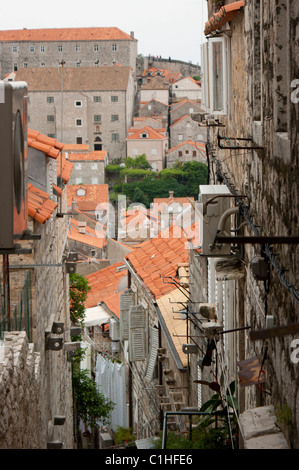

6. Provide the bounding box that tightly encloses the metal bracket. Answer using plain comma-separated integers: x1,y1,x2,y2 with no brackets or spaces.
45,336,63,351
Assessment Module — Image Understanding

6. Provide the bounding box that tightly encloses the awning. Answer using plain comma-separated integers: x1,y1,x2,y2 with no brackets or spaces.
83,305,111,327
204,0,245,36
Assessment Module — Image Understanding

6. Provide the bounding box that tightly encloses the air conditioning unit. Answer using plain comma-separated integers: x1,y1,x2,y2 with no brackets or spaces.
109,318,120,341
197,185,233,257
0,81,28,250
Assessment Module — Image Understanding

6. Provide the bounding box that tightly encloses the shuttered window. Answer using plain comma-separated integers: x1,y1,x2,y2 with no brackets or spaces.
129,305,146,362
145,326,159,381
119,289,135,341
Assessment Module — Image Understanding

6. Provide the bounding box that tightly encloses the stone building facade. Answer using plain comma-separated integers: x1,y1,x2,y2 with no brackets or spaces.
66,150,108,186
166,140,207,168
14,66,136,161
189,0,298,449
169,114,207,149
0,131,74,448
0,27,137,78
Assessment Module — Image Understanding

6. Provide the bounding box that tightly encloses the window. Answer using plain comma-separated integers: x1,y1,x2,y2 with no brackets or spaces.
151,148,157,155
94,114,101,122
92,177,98,184
141,133,148,139
76,45,80,52
41,62,46,67
29,45,35,53
48,134,55,138
47,96,54,103
76,137,83,144
12,45,18,53
193,151,197,157
201,36,231,115
111,133,119,142
13,63,18,71
75,163,82,170
94,44,99,52
75,101,82,107
111,95,118,102
76,119,82,126
132,149,138,155
40,45,45,52
58,45,63,52
76,62,81,67
111,114,119,121
178,151,183,157
24,62,28,68
93,96,101,102
76,178,83,185
47,115,55,122
178,134,183,141
112,44,117,51
91,163,98,170
185,150,189,155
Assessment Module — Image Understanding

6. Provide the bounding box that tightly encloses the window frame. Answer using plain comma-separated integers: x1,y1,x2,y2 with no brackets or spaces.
76,118,82,127
201,36,231,115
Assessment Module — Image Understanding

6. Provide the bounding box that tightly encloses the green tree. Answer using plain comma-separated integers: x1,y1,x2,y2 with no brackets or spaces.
125,154,152,169
72,369,115,430
69,273,90,326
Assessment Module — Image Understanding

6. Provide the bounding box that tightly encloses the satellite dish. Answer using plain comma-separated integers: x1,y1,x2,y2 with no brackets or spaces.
117,275,129,292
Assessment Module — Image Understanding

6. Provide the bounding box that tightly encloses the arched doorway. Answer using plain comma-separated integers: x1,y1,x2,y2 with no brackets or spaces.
94,136,102,151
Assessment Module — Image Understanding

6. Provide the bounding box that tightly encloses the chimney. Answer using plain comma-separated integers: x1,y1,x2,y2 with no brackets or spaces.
169,191,174,198
130,31,135,39
78,222,86,234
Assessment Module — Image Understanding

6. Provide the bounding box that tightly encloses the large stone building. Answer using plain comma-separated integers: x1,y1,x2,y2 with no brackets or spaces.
188,0,298,449
14,66,136,160
0,27,137,78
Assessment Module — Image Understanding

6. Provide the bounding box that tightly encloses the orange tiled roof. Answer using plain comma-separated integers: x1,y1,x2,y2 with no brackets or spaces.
126,126,167,141
170,99,204,113
85,262,128,316
57,152,73,184
67,184,109,208
205,0,245,36
0,27,135,42
125,223,189,300
63,144,90,152
142,67,169,77
28,183,57,224
68,219,105,249
66,151,107,162
173,76,201,88
167,140,206,155
28,128,64,159
153,195,194,206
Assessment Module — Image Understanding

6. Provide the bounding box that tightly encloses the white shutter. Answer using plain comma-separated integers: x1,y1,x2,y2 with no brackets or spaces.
129,305,146,361
119,289,135,341
145,326,159,381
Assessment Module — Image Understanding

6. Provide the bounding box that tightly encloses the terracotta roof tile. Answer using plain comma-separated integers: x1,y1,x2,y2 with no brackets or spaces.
85,262,128,316
126,126,168,141
57,153,73,184
125,223,189,299
28,128,64,158
67,184,109,208
28,183,57,223
66,151,107,162
0,27,135,42
167,140,206,155
63,144,90,152
204,0,245,36
68,219,105,249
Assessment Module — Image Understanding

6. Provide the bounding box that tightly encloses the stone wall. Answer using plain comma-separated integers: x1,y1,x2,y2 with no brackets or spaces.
0,332,42,449
201,0,298,448
136,57,201,79
0,38,137,78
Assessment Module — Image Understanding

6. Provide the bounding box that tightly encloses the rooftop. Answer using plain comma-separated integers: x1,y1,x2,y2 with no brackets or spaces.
67,184,109,209
0,27,136,42
28,128,64,159
85,262,128,316
125,223,189,300
66,150,107,162
68,219,105,249
126,126,167,141
14,66,132,92
28,183,58,224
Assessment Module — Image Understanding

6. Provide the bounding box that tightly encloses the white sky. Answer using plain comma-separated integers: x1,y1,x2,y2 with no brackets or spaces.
0,0,208,65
